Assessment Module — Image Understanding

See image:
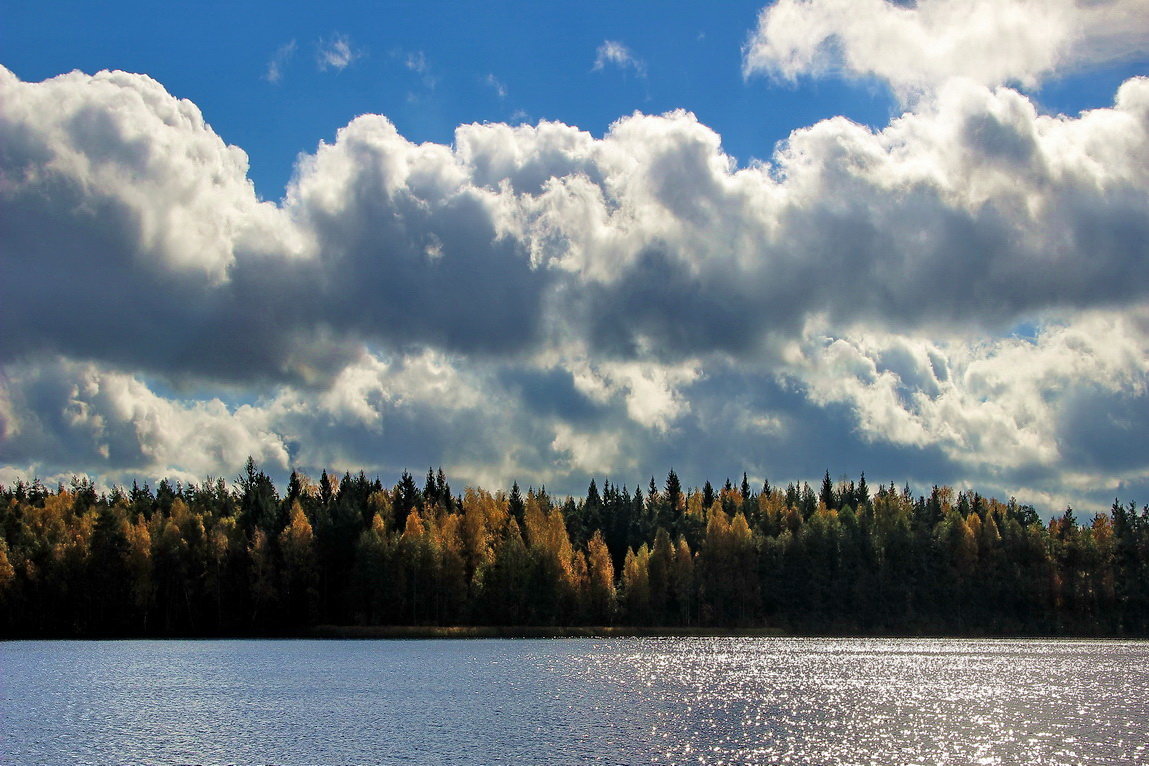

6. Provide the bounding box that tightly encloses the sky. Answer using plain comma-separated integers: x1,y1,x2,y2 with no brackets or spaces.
2,0,1148,513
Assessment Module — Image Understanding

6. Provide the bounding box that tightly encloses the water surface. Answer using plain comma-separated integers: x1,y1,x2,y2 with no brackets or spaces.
2,638,1145,764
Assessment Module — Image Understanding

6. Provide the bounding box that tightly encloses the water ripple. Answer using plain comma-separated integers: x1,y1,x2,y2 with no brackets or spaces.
1,637,1146,765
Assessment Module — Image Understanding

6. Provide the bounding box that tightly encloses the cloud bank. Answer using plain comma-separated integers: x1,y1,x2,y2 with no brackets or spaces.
2,5,1148,509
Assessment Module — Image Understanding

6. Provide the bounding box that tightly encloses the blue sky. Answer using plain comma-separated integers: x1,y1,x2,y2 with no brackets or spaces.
2,0,1149,512
7,0,898,196
9,0,1139,198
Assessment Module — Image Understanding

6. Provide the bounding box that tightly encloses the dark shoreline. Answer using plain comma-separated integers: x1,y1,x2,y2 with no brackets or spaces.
309,625,793,639
6,625,1145,640
309,625,1148,639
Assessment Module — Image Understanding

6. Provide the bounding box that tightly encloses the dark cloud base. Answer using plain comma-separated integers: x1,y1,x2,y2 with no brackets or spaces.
3,67,1149,516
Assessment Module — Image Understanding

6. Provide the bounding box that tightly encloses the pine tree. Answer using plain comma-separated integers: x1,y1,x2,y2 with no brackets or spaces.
508,481,525,524
702,480,715,509
820,470,835,510
856,472,870,508
395,471,421,533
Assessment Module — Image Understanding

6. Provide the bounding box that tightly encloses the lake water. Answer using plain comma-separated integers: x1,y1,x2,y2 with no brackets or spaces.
1,637,1146,765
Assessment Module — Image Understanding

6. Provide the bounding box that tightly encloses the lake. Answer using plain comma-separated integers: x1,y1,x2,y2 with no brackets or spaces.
1,637,1146,764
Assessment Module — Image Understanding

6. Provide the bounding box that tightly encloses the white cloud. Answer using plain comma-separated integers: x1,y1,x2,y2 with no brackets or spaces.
551,422,627,478
317,34,359,72
393,50,437,91
0,359,290,485
790,308,1149,482
744,0,1149,95
0,67,292,284
594,40,647,78
484,73,508,100
566,358,699,433
265,40,297,84
7,65,1149,357
4,64,1149,508
404,50,427,74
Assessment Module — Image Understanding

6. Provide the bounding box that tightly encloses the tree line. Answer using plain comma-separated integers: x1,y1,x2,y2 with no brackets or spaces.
1,460,1146,637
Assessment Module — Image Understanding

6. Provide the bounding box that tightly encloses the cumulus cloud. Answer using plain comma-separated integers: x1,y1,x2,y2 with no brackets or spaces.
0,66,329,384
0,359,291,485
793,314,1142,466
7,67,1149,349
594,40,647,78
3,63,1149,508
744,0,1149,95
0,349,649,495
785,308,1149,508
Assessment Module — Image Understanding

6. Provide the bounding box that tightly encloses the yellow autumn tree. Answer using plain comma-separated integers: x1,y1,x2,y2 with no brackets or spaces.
124,516,154,628
0,538,15,596
353,512,395,625
474,517,531,625
280,500,319,624
671,535,695,625
248,527,278,625
585,530,616,624
545,507,583,622
204,515,243,630
461,487,505,584
621,544,651,624
428,511,468,623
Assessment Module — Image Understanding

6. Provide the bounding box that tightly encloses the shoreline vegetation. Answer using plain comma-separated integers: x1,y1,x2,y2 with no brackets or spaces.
12,624,1130,640
309,624,790,639
13,624,1130,643
304,625,1117,640
2,459,1147,639
7,624,1144,641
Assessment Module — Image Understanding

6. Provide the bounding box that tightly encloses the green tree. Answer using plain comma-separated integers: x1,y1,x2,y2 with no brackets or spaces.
649,527,674,624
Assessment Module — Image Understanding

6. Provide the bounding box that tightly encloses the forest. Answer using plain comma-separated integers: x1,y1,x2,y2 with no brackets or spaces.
1,460,1147,637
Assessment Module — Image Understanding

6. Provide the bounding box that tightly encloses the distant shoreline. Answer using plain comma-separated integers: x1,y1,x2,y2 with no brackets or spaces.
4,626,1143,640
309,625,792,639
306,625,1141,640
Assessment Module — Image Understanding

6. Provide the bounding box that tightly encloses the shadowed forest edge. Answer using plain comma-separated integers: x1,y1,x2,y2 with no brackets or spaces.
1,460,1147,637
